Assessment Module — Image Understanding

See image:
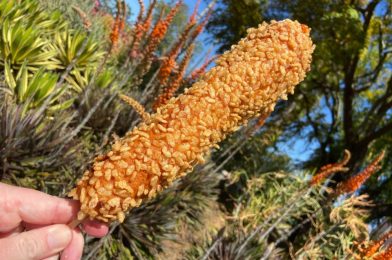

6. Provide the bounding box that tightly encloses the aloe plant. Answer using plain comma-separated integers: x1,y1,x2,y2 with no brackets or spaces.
0,0,106,110
4,60,77,111
52,30,104,92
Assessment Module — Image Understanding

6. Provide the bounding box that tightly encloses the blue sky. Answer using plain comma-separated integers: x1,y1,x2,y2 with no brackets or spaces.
125,0,210,24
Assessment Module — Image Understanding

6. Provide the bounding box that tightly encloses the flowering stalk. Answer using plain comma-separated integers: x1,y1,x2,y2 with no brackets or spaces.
157,21,196,85
141,0,156,38
360,230,392,258
119,94,151,123
374,244,392,260
155,1,209,107
144,1,183,59
72,5,92,30
186,8,212,49
189,0,201,24
245,112,271,137
310,150,351,186
69,20,315,223
153,44,195,110
335,150,385,195
129,0,154,59
188,51,215,82
136,0,145,23
118,2,127,38
109,0,123,50
132,1,182,83
157,56,177,85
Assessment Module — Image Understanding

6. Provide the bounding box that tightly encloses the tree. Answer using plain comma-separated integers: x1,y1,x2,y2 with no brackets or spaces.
205,0,267,53
206,0,392,220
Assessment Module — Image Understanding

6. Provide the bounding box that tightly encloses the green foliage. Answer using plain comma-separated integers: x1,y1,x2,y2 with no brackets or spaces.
187,171,370,259
0,0,64,71
186,228,264,260
0,96,89,193
53,30,104,91
0,0,105,110
206,0,267,53
95,236,134,260
37,0,110,40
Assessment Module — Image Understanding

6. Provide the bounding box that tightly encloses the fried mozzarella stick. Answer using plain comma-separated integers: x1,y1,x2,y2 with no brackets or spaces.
69,19,315,223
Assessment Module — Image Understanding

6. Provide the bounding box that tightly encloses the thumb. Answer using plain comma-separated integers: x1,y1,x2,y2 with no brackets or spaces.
0,224,72,260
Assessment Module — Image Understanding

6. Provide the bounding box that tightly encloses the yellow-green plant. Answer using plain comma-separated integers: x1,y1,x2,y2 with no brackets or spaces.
0,0,105,109
0,0,65,71
52,30,104,92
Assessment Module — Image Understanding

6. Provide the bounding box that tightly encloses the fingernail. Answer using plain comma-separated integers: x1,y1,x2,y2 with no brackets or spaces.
47,225,72,251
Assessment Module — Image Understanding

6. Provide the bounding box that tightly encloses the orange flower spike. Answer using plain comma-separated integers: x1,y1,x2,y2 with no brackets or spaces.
110,17,120,47
151,1,182,40
110,0,122,48
69,20,314,223
132,0,145,37
362,230,392,258
158,16,198,86
374,244,392,260
319,150,351,172
142,0,156,33
336,150,385,195
189,9,212,43
310,150,351,186
143,2,182,58
119,19,126,38
189,0,202,24
130,0,157,59
136,0,145,23
189,53,215,82
160,44,195,108
158,57,177,85
154,44,195,110
119,2,127,34
133,0,146,40
169,20,196,58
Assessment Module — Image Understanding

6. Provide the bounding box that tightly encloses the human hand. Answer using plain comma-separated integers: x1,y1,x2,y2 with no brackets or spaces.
0,183,108,260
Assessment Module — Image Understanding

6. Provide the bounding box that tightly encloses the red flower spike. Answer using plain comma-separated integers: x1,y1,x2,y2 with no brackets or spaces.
336,150,385,195
310,150,351,186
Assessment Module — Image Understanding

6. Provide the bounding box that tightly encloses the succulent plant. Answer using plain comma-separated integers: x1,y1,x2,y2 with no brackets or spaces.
0,0,105,110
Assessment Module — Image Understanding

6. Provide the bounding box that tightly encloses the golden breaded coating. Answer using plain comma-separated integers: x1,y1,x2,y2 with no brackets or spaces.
69,19,315,223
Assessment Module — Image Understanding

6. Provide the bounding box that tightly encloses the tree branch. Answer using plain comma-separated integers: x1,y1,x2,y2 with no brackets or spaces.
343,0,380,146
361,120,392,146
361,76,392,134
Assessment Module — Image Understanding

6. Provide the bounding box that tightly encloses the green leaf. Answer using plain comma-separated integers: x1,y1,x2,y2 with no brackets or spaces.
4,60,16,90
15,60,28,101
48,98,75,112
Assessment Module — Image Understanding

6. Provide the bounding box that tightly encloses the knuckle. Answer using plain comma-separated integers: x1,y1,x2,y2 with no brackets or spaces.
17,236,41,258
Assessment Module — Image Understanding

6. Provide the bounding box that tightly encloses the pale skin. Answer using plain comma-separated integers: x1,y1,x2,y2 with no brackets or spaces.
0,183,108,260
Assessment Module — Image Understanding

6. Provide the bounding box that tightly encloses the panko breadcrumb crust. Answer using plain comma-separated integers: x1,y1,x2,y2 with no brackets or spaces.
69,19,315,223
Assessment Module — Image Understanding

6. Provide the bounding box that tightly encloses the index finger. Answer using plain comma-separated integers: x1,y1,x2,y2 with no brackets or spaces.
0,183,79,233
